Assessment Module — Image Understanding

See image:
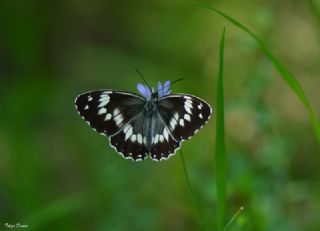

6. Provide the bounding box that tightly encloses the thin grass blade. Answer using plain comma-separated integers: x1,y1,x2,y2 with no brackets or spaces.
308,0,320,28
215,27,227,231
196,2,320,144
180,149,207,231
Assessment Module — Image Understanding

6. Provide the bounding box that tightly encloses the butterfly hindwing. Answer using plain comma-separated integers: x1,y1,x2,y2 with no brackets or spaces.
157,94,212,141
149,111,181,161
109,110,149,161
75,90,145,136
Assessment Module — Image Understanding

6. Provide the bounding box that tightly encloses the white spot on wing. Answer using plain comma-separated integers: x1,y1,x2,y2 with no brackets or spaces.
131,134,137,142
163,128,169,141
179,119,185,127
199,113,203,119
184,104,192,114
114,113,123,126
174,113,179,121
170,118,177,129
125,125,133,140
113,108,120,117
185,99,193,108
98,95,110,107
98,107,107,115
99,95,110,102
159,135,164,143
184,114,191,121
123,124,130,133
88,96,93,101
105,113,112,121
84,105,89,110
137,133,143,144
154,134,159,144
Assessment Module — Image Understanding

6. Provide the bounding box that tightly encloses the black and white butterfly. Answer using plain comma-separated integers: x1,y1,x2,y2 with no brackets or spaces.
75,80,212,161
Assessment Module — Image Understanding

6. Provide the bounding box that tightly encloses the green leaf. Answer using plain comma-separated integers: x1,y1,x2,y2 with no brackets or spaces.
215,27,227,231
196,2,320,144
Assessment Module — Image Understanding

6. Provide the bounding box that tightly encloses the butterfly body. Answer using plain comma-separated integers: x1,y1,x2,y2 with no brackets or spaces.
75,81,212,161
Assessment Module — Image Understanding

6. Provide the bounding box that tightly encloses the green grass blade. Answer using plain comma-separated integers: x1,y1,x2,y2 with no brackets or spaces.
180,149,207,231
308,0,320,28
216,27,227,231
196,2,320,144
223,206,244,231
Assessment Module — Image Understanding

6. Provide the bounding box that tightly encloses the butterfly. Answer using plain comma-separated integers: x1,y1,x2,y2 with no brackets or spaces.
75,80,212,161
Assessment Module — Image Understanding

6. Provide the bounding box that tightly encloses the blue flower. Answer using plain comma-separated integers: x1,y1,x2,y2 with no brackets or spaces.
158,80,171,97
137,80,171,99
137,83,151,99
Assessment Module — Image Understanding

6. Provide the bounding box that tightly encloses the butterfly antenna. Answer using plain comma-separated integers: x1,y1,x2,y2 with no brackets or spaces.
169,77,185,88
135,68,152,90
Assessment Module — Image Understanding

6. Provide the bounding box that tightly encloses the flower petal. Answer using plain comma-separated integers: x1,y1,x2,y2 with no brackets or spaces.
137,83,151,99
158,81,163,97
163,80,171,96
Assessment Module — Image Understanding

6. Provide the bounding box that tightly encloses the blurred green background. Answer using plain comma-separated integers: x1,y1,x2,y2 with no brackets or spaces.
1,0,320,230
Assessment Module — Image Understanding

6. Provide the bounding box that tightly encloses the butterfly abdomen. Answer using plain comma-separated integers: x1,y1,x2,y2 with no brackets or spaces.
143,100,158,149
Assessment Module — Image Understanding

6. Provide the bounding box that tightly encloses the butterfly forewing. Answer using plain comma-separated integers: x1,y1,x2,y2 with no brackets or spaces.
156,94,212,141
75,90,145,136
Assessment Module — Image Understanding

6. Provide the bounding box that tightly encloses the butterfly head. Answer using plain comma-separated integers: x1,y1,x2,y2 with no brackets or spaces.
137,80,171,100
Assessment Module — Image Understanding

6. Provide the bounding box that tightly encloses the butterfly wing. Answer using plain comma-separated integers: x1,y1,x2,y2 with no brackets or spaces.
75,90,151,161
75,90,212,162
147,94,211,161
148,111,181,161
109,110,150,161
156,94,212,141
75,90,145,136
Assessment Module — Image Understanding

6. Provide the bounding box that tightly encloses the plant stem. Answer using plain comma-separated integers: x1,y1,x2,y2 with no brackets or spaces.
215,27,227,231
180,149,207,231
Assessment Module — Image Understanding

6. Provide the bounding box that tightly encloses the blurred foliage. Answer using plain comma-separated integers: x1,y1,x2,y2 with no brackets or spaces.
0,0,319,230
